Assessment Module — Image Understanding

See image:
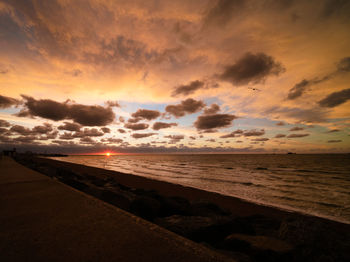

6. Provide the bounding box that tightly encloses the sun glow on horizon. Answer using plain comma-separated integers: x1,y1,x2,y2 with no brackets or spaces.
106,152,110,156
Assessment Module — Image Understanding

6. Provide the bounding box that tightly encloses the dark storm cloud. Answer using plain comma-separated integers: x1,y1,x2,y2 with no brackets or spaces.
0,119,10,127
243,129,265,137
32,123,53,134
218,53,285,86
203,0,245,26
318,88,350,108
118,129,126,133
327,140,342,143
131,109,161,121
204,104,220,115
152,122,177,130
290,127,304,131
124,123,149,130
171,80,205,97
165,98,206,118
10,125,32,135
131,133,156,139
194,114,237,130
20,96,115,126
0,95,20,108
58,122,82,132
287,133,309,138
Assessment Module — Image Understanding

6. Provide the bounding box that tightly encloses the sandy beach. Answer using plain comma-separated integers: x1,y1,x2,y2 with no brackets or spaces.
14,155,350,262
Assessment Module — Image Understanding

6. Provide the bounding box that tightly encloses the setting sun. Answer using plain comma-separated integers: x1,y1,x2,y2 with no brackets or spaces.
106,152,110,156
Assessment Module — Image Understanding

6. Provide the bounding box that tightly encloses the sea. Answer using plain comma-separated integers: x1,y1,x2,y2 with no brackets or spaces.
50,154,350,224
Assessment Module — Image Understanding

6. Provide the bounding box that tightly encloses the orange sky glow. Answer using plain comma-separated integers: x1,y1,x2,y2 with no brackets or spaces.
0,0,349,154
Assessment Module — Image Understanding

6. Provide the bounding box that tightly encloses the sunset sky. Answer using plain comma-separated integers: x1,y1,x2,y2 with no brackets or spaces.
0,0,350,154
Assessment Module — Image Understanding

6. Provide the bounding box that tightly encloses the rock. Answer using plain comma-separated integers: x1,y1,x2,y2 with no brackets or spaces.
229,217,256,235
225,234,293,253
190,200,231,217
155,215,233,244
100,190,131,211
159,196,192,216
246,215,281,236
130,196,161,221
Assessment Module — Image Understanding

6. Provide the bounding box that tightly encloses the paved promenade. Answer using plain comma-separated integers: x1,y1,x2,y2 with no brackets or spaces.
0,157,232,262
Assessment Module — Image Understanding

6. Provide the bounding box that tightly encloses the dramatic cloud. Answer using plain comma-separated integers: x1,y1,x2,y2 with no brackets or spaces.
101,127,111,133
288,57,350,100
290,127,304,131
58,122,82,132
337,57,350,72
287,79,310,100
218,53,285,86
101,138,123,143
0,95,20,108
265,106,328,123
10,125,32,135
194,114,237,130
252,138,269,142
164,135,184,143
127,117,142,123
204,104,220,115
166,98,206,118
74,128,104,137
220,129,243,138
172,80,205,97
203,0,245,26
275,134,286,138
118,129,126,133
243,129,265,137
80,137,96,144
20,96,115,126
152,122,177,130
318,88,350,108
131,109,161,121
124,123,149,130
276,121,285,126
105,101,120,107
287,133,309,138
32,123,53,134
0,119,10,127
131,133,156,139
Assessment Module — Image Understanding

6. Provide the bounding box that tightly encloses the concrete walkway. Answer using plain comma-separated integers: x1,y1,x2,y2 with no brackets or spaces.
0,157,232,262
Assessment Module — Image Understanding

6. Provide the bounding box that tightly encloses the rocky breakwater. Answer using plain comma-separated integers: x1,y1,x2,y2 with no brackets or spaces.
15,155,350,262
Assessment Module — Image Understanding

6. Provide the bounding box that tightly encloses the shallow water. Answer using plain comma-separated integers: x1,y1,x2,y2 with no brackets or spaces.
50,154,350,223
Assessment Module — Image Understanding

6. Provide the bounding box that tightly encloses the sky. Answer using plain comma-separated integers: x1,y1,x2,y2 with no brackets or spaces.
0,0,350,154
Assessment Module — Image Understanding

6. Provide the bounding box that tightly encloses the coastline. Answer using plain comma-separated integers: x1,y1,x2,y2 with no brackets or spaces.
15,155,350,261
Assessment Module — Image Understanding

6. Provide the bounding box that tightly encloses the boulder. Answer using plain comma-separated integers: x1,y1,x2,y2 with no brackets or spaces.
190,200,231,217
155,215,234,244
159,196,192,216
130,196,161,221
